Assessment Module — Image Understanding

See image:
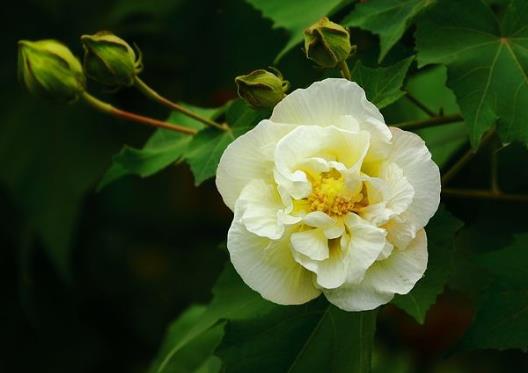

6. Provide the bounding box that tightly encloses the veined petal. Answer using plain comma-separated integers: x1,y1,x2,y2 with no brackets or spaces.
271,78,385,128
274,125,370,198
388,128,441,229
343,213,387,284
303,211,344,239
235,179,289,240
291,228,329,261
313,238,348,289
216,120,294,210
227,221,320,305
325,229,427,311
360,163,415,225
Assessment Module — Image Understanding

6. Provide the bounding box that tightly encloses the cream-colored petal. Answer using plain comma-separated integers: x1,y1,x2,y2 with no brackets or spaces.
388,128,441,228
362,229,428,294
360,163,415,226
343,213,387,284
271,78,384,128
313,238,348,289
386,214,417,250
274,125,370,199
291,228,329,261
227,221,320,305
236,179,287,240
303,211,344,239
324,229,427,311
216,120,294,210
377,241,394,261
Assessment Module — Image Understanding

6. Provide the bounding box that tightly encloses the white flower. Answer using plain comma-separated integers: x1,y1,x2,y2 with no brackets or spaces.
216,78,440,311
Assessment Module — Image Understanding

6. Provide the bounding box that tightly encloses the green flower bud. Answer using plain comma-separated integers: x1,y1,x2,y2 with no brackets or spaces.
17,39,86,103
81,31,143,88
304,17,353,68
235,68,289,109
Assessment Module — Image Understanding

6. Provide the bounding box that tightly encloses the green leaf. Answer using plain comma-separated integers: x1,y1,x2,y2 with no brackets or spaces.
216,301,377,373
246,0,346,61
344,0,434,62
416,0,528,146
183,100,268,185
98,105,220,190
461,234,528,351
382,66,468,168
151,265,275,373
149,306,224,373
392,208,463,324
350,56,414,109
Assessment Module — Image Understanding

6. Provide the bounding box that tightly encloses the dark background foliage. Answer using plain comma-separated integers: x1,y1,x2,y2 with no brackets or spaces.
2,0,528,372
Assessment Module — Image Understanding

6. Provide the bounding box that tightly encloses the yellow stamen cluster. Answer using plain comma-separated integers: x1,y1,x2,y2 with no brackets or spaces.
306,170,362,217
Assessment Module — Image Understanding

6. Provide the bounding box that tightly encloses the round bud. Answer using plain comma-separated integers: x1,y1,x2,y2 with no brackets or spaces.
304,17,353,68
17,39,86,103
235,68,289,109
81,31,142,88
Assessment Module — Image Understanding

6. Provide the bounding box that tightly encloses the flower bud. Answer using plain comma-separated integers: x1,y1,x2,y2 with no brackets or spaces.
17,39,86,103
81,31,142,87
304,17,353,68
235,68,289,108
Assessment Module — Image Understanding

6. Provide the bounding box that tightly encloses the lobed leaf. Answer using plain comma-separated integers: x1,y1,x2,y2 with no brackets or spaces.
416,0,528,146
350,56,414,109
344,0,434,62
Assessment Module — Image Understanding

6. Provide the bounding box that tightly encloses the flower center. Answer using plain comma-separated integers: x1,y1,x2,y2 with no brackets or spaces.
306,170,363,217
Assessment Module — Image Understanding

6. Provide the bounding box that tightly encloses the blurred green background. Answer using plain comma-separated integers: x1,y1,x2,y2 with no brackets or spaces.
2,1,528,372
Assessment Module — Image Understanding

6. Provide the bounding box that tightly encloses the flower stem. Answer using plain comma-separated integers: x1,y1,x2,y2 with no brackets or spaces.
395,113,463,130
442,188,528,203
134,77,228,131
81,92,197,135
338,61,351,80
491,142,501,194
405,92,437,117
441,130,495,186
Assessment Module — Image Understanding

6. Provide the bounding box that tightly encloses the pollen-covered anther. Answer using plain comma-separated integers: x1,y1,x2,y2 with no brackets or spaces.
307,172,362,216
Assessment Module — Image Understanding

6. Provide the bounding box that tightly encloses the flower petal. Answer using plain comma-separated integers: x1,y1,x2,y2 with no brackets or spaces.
324,229,428,311
271,78,385,130
388,128,441,229
227,221,320,305
303,211,344,239
343,213,387,284
291,228,329,261
236,179,293,240
216,120,294,210
274,125,370,199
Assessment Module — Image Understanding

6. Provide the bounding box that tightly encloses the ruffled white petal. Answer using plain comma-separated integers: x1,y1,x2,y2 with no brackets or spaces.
291,229,329,261
236,179,293,240
388,128,441,229
274,125,370,199
271,78,385,130
303,211,344,239
227,221,320,305
216,120,294,210
343,213,387,284
325,229,428,311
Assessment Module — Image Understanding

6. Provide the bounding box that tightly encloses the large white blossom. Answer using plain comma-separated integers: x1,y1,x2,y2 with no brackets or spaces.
216,78,441,311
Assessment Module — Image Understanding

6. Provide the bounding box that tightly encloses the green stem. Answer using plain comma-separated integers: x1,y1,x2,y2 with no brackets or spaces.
405,92,437,117
134,77,227,131
491,142,501,194
81,92,197,135
338,61,351,80
395,113,463,130
441,130,495,186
